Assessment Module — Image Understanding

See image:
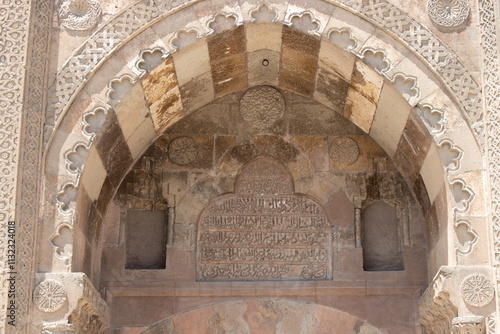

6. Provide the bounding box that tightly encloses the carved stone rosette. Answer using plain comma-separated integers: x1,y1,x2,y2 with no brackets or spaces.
460,274,495,307
427,0,470,27
33,273,109,333
59,0,101,31
34,280,67,313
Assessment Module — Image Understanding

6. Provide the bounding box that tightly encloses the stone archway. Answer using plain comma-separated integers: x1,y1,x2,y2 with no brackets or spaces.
25,1,494,333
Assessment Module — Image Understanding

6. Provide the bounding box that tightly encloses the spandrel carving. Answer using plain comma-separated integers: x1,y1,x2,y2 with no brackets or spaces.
197,156,332,281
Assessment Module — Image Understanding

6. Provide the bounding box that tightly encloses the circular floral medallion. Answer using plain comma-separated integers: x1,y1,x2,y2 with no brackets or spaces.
240,86,285,130
329,137,360,165
460,274,494,307
33,279,67,313
59,0,102,31
428,0,470,27
168,137,199,165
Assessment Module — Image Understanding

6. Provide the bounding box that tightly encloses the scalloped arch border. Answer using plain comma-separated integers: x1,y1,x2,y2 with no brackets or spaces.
46,0,483,148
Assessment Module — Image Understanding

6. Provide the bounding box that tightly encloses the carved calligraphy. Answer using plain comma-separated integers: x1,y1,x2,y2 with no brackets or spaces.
197,157,332,281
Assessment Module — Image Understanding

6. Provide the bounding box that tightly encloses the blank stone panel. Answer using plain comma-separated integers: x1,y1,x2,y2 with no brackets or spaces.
362,201,404,271
126,210,167,269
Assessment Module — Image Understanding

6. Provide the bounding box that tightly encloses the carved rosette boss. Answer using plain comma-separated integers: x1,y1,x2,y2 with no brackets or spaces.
33,279,67,313
427,0,470,28
460,274,494,307
59,0,102,31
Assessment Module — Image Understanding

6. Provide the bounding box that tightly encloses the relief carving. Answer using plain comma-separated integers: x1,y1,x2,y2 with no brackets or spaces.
59,0,101,31
428,0,470,28
168,137,199,166
33,280,67,313
197,156,332,281
329,137,360,166
452,316,486,334
240,86,285,130
460,274,494,307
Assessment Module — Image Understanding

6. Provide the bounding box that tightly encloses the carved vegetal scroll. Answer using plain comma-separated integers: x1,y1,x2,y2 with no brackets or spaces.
197,156,332,281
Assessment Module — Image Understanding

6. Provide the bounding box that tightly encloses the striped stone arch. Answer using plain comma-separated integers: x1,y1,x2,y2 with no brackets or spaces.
44,21,484,275
38,1,489,332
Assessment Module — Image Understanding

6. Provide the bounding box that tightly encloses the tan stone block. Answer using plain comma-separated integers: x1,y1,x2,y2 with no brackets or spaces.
211,53,247,82
279,71,314,97
344,88,377,133
318,40,355,81
115,83,150,140
351,60,383,104
313,67,350,114
149,85,184,133
420,144,445,203
80,147,107,201
94,113,133,187
179,72,215,114
393,143,418,187
214,73,248,97
370,82,411,157
207,26,246,61
142,58,178,106
393,113,433,186
282,47,318,82
282,25,320,57
247,49,280,86
126,117,157,159
173,40,211,86
246,23,282,52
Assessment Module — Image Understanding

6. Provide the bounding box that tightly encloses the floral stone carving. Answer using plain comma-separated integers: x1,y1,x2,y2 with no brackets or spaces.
240,86,285,130
168,137,199,166
329,137,360,166
59,0,101,31
33,280,67,312
460,274,494,307
428,0,470,27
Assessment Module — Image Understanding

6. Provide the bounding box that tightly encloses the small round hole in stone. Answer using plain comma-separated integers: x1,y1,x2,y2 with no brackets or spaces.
262,59,269,66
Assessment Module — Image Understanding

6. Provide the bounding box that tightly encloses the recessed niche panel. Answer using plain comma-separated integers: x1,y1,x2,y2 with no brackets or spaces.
362,201,404,271
126,210,167,269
